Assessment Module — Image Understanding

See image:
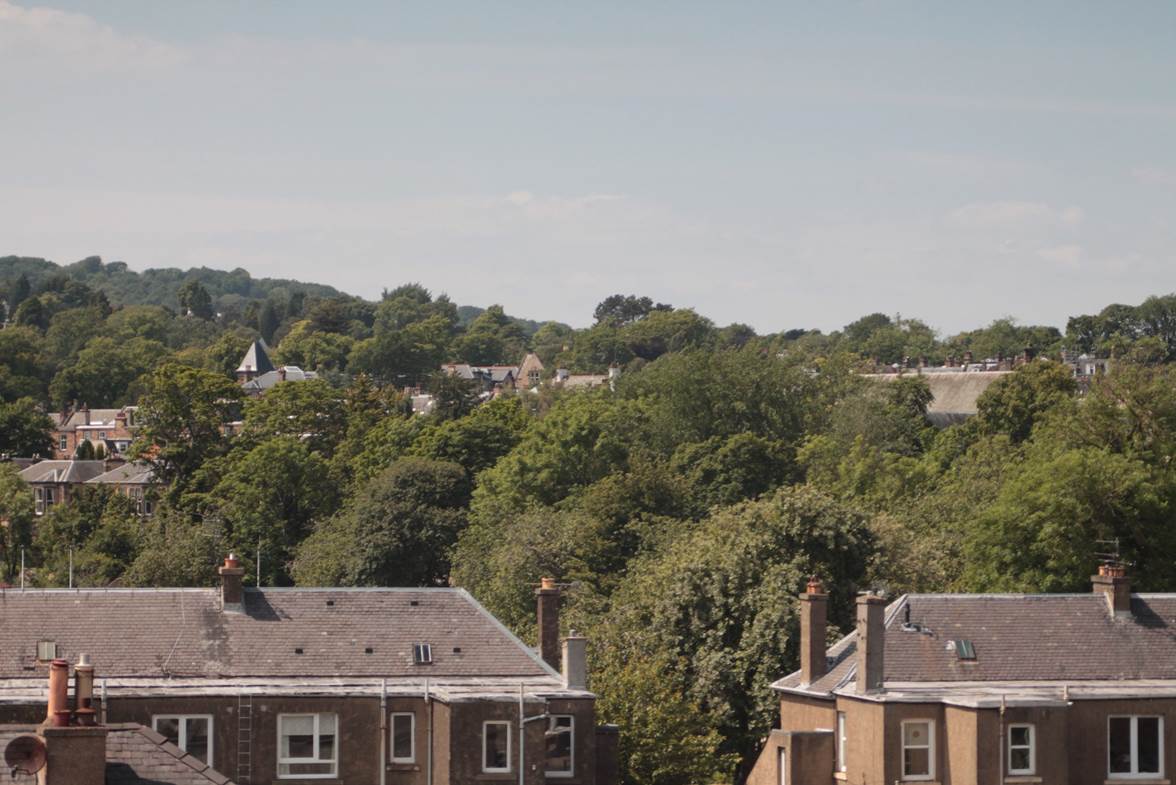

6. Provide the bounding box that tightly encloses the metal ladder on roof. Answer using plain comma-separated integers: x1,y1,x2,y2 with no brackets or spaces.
237,692,253,785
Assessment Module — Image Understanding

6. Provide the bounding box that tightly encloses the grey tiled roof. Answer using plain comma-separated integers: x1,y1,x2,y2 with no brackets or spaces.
778,593,1176,695
0,587,555,681
86,462,155,486
56,409,124,432
18,460,108,484
235,340,274,375
0,724,234,785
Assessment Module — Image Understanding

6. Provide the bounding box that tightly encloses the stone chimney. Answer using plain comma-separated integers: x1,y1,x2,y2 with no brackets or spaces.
1093,563,1132,618
963,350,973,365
562,631,587,690
799,577,828,686
80,404,90,426
219,554,246,613
535,577,561,671
856,592,887,694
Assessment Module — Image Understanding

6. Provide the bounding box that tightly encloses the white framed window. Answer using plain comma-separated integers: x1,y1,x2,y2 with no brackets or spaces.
1008,724,1034,775
153,715,213,764
278,713,337,778
545,715,574,777
836,711,847,773
58,435,67,451
483,720,511,773
390,712,415,763
901,720,934,781
34,487,54,516
1109,716,1163,779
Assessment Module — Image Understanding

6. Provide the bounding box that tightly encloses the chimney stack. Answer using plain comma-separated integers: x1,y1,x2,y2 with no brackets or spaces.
37,654,108,785
219,554,246,613
562,632,587,690
856,592,887,694
536,577,561,671
1093,563,1132,618
45,659,70,726
799,577,828,686
73,654,96,726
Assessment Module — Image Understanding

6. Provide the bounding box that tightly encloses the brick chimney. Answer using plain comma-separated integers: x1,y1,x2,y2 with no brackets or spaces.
536,577,561,671
799,577,828,686
856,592,887,694
1093,563,1132,618
37,656,108,785
219,553,246,613
80,403,90,426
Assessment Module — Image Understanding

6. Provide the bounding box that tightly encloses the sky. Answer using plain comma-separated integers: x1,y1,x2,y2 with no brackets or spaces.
2,1,1175,334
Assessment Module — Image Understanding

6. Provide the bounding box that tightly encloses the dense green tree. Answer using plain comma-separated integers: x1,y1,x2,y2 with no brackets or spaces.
132,363,243,490
241,378,348,457
294,458,470,586
49,336,167,407
123,510,221,588
0,398,53,458
531,321,574,366
0,464,34,581
0,326,48,402
622,308,716,361
208,437,340,584
671,433,793,508
962,447,1175,592
275,320,354,372
102,305,173,345
9,273,31,309
975,360,1077,442
593,485,874,776
44,307,104,364
13,296,48,330
178,279,215,320
409,396,531,475
258,299,280,343
593,294,672,328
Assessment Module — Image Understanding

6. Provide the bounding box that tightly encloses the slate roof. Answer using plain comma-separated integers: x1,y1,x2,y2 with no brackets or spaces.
0,724,234,785
87,462,155,486
56,409,125,433
18,461,108,484
240,366,317,393
235,340,274,376
0,587,556,682
777,593,1176,697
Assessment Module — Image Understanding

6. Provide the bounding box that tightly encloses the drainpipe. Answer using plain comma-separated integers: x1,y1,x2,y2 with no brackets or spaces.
99,678,108,724
379,679,387,785
425,679,432,785
518,684,524,785
999,694,1006,785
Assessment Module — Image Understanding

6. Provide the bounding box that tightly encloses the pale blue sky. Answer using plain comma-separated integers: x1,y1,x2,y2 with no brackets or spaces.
2,1,1175,333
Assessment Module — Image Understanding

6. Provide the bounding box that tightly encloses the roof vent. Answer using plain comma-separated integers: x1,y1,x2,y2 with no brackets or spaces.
410,600,419,607
364,647,374,654
294,647,304,655
326,600,335,607
412,643,432,664
36,641,58,662
452,646,462,654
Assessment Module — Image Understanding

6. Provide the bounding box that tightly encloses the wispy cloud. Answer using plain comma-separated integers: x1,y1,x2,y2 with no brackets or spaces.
948,201,1084,228
0,0,185,71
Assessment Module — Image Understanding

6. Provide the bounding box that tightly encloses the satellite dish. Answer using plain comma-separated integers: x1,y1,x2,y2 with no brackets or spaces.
5,735,47,775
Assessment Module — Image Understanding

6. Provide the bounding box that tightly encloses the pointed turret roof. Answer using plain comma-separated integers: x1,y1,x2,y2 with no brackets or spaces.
236,339,275,375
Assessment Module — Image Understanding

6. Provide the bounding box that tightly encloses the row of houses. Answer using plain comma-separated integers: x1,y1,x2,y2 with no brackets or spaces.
0,564,617,785
17,459,155,517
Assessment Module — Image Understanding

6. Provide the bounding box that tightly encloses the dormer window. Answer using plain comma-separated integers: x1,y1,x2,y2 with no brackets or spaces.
412,643,432,665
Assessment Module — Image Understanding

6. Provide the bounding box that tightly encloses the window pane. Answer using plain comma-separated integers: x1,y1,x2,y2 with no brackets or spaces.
904,748,930,777
1010,749,1030,772
903,722,929,748
546,716,572,773
393,715,414,760
319,731,335,762
318,714,337,735
485,723,509,770
1010,727,1029,747
155,717,180,746
281,716,315,761
1109,717,1132,774
1138,718,1160,774
185,718,209,763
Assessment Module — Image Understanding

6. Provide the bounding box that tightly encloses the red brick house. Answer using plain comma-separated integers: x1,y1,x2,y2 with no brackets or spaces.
749,567,1176,785
49,405,139,459
0,560,618,785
